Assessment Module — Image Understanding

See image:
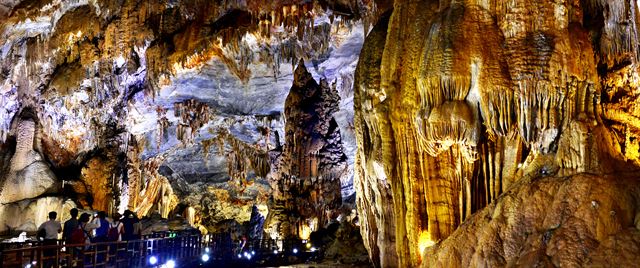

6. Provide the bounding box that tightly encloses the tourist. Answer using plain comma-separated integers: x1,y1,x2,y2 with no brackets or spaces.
132,214,142,240
37,211,61,268
62,208,79,242
108,213,124,242
38,211,62,240
122,210,142,241
91,211,110,242
121,210,134,241
78,213,100,245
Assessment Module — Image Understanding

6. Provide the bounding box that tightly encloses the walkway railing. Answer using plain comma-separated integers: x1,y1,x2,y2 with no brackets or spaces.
1,232,313,268
0,234,202,268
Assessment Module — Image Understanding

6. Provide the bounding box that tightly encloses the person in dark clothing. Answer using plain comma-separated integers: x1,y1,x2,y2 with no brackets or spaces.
92,211,110,242
121,210,142,264
63,208,79,243
121,210,136,241
91,211,109,264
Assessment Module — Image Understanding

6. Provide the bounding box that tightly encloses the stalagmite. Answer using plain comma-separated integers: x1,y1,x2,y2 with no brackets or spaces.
265,61,348,240
0,118,58,204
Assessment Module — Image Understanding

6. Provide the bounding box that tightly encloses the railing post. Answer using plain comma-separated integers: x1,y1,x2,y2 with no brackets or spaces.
38,246,43,268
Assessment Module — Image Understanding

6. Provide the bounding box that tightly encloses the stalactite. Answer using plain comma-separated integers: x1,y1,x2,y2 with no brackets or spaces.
174,99,211,145
156,106,170,150
203,127,271,183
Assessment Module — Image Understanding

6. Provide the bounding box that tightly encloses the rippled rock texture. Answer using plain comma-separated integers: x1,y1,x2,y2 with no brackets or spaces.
354,0,640,267
0,114,75,233
0,118,57,203
422,173,640,267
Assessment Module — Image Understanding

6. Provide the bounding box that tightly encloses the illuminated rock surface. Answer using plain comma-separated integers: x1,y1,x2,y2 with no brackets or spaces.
1,0,639,267
265,61,348,239
0,118,57,204
0,0,367,251
422,173,640,267
354,0,640,267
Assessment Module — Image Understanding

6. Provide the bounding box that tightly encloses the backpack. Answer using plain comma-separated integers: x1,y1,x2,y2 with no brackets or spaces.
107,222,121,241
70,226,86,245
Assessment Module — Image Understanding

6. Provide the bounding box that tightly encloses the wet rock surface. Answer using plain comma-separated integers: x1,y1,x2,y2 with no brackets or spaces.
354,0,640,267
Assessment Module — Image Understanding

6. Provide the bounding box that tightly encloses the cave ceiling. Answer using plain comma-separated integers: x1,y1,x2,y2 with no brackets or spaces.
0,0,367,187
0,0,374,235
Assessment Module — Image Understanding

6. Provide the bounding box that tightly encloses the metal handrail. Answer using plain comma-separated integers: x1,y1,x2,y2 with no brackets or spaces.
0,234,202,268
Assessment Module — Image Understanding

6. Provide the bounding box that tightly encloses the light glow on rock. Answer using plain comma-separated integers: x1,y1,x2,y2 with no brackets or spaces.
418,231,436,255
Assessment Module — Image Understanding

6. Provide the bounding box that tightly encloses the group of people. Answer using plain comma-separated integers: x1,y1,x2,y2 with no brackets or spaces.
37,208,143,245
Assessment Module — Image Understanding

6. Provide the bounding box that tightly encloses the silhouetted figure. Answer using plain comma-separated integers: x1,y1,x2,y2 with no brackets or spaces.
37,211,61,268
63,208,79,243
76,213,99,265
122,210,141,241
90,211,110,263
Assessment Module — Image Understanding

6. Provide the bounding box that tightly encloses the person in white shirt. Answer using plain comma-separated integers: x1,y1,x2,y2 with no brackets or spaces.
79,213,100,244
37,211,62,268
38,211,62,240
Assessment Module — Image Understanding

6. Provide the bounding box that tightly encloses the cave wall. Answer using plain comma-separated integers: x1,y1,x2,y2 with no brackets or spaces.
354,0,640,267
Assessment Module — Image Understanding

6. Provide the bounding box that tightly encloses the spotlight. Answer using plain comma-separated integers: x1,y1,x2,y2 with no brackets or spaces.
251,250,255,255
306,242,312,249
149,256,158,265
237,254,242,258
165,260,176,268
201,253,210,262
293,248,298,254
302,239,307,243
205,247,210,253
310,247,317,252
24,265,31,268
273,250,278,254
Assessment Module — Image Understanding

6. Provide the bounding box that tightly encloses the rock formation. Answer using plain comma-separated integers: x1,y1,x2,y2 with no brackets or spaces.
0,0,366,239
422,173,640,267
0,116,75,233
2,0,639,267
0,118,57,203
0,197,76,233
354,0,640,267
265,61,349,239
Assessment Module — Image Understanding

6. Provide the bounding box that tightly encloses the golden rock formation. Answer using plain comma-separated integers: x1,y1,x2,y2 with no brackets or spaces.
422,173,640,267
78,156,117,211
354,0,640,267
126,136,178,218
